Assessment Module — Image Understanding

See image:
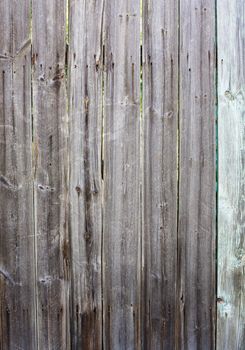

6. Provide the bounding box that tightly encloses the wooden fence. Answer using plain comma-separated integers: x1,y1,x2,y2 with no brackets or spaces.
0,0,244,349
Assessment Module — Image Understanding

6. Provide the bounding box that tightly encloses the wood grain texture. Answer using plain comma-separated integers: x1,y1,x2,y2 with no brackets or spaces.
217,1,245,349
0,1,36,349
1,0,244,348
68,0,103,348
32,1,69,348
142,0,178,349
178,1,216,349
103,0,141,348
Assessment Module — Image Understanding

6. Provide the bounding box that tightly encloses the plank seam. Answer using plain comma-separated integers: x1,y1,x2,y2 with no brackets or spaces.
139,1,143,347
65,1,71,347
176,0,181,348
101,2,105,348
215,0,219,347
30,0,39,345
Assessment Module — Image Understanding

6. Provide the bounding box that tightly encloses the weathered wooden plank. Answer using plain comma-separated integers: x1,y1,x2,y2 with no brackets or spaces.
142,0,178,348
32,1,69,348
0,0,31,57
217,1,245,349
68,0,103,348
178,1,216,348
0,1,36,349
103,0,141,348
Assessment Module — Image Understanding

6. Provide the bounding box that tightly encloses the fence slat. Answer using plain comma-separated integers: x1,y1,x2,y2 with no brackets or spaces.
68,0,103,348
103,1,141,348
142,1,178,348
32,1,69,348
178,1,216,348
0,1,36,349
217,1,245,349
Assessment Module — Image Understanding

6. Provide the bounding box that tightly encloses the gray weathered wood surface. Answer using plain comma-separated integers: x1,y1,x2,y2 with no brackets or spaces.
103,0,141,348
32,0,69,348
0,1,36,349
217,1,245,349
142,0,178,348
178,1,216,349
69,0,103,348
0,0,244,348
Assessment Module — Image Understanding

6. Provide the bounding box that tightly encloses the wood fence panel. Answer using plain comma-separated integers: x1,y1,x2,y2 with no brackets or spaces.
0,1,36,349
217,1,245,349
178,1,216,349
32,1,69,348
68,0,103,348
1,0,245,348
103,0,141,348
142,1,178,349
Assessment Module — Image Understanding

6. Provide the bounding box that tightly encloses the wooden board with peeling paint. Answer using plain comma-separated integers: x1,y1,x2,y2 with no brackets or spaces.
0,0,244,349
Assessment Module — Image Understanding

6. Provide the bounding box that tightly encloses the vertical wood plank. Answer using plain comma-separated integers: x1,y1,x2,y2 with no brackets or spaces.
178,1,216,348
68,0,103,348
217,1,245,349
0,1,36,349
142,0,178,349
103,0,141,348
32,1,69,348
